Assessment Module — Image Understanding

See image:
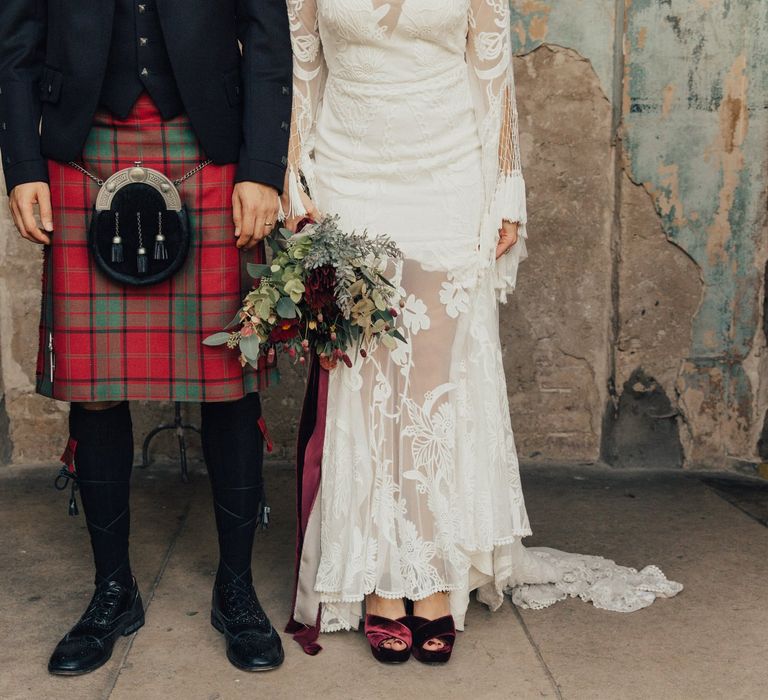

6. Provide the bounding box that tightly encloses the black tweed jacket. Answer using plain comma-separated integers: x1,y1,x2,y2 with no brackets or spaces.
0,0,293,194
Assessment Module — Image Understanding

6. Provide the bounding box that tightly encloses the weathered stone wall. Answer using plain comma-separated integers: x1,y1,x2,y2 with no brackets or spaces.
1,0,766,471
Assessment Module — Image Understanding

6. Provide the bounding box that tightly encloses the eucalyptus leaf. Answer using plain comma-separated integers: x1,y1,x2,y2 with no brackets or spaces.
240,333,261,361
247,263,271,279
224,311,243,330
276,297,298,319
284,278,306,295
267,236,284,255
257,301,273,320
203,332,232,347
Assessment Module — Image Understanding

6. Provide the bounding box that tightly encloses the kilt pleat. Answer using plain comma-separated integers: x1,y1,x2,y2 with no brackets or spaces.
36,94,275,403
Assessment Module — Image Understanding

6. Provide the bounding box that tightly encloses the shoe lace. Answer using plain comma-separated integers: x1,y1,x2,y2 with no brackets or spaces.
221,583,269,629
79,582,125,628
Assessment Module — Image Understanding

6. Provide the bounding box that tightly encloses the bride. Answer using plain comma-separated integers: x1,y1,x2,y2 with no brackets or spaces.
281,0,682,664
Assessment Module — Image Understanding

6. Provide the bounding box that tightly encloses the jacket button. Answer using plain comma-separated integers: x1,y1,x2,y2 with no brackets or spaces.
141,68,149,77
1,123,6,131
281,121,289,131
139,37,148,46
138,3,146,12
281,86,290,96
281,156,288,166
48,84,53,93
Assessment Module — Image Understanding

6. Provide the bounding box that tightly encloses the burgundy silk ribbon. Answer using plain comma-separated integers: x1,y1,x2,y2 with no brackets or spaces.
285,355,329,655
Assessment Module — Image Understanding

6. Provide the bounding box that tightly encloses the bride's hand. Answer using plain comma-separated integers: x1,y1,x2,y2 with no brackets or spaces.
281,189,322,233
496,220,519,259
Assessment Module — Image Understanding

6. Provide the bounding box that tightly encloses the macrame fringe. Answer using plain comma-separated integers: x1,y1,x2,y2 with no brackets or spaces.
287,166,308,219
490,171,528,226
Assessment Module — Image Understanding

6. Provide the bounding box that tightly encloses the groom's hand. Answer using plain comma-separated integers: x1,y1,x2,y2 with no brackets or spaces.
232,182,280,249
9,182,54,245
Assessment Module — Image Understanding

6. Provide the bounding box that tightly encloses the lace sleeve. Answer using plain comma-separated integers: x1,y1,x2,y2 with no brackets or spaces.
467,0,528,299
284,0,327,218
467,0,527,225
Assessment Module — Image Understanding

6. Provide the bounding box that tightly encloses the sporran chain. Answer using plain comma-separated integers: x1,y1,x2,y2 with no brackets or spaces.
67,159,213,188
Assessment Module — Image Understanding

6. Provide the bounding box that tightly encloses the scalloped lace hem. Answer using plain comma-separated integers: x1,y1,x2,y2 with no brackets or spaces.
318,583,461,606
314,529,533,605
317,545,684,633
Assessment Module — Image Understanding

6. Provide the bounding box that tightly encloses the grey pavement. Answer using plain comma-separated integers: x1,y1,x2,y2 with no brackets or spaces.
1,462,766,700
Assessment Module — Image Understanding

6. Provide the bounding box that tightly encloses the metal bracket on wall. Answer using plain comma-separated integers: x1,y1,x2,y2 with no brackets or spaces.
140,402,199,483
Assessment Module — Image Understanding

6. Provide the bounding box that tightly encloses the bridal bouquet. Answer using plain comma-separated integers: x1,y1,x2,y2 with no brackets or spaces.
204,216,405,369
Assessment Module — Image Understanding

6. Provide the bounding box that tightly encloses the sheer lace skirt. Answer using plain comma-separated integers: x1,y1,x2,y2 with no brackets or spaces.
312,259,532,632
303,110,534,626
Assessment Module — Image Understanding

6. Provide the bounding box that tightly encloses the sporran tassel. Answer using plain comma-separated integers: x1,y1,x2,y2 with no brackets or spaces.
136,212,148,274
154,211,168,260
111,212,124,263
137,247,148,274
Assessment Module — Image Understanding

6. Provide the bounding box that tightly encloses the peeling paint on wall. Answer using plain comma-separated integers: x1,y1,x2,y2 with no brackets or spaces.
507,0,768,469
510,0,617,97
622,0,768,466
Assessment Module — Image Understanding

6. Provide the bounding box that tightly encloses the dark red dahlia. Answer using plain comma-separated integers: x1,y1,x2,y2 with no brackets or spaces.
296,217,315,233
305,265,337,312
269,318,300,342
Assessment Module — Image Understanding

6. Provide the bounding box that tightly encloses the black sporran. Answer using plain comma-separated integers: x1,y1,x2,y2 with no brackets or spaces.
69,161,209,287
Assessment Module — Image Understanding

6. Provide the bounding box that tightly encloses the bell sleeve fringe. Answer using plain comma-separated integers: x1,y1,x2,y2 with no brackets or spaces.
486,171,529,303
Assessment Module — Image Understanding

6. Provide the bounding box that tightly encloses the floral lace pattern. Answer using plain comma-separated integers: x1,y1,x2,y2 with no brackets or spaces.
285,0,682,633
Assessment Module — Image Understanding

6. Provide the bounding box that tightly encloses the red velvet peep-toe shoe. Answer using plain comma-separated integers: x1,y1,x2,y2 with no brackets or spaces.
403,615,456,665
364,614,413,664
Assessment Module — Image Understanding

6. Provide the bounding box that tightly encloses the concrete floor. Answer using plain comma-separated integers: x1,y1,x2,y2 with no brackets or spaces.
0,462,766,700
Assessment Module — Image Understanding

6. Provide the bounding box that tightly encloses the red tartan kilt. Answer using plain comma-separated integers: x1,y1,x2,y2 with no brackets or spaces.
36,94,273,403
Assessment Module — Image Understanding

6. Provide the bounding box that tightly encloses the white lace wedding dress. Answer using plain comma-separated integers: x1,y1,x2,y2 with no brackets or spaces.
285,0,682,635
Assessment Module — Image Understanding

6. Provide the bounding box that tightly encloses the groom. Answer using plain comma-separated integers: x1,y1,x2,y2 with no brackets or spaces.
0,0,291,675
